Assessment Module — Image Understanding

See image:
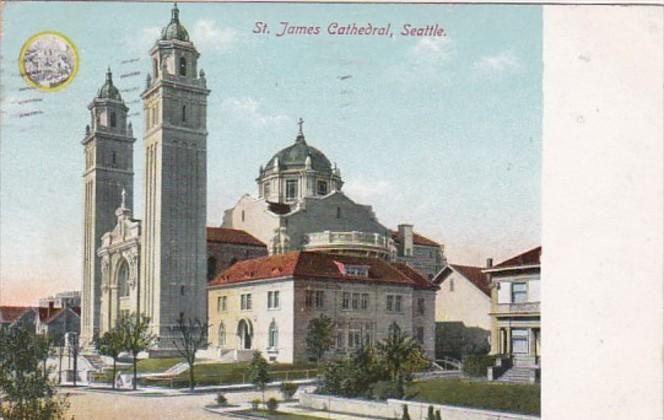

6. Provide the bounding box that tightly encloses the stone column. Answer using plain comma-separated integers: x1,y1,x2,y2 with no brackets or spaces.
506,327,512,355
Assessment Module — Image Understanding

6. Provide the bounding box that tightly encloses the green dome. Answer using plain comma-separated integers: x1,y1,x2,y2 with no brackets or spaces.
161,4,190,42
266,134,332,172
97,68,122,101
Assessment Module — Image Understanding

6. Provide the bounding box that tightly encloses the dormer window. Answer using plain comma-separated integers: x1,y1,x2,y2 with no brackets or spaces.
179,57,187,76
334,261,369,277
286,180,298,200
317,180,328,195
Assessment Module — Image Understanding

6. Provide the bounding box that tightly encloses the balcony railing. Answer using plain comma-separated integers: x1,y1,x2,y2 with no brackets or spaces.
305,231,393,249
493,302,540,315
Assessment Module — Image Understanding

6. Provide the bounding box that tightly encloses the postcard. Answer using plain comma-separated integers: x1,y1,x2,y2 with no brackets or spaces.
0,1,661,420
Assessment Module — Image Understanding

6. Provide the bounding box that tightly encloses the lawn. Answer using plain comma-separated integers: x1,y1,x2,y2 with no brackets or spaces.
140,361,319,388
238,409,324,419
406,378,540,416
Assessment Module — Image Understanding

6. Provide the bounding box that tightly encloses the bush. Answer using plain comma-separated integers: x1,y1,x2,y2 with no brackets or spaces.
371,380,402,401
462,354,497,377
426,405,436,420
250,398,261,410
435,409,442,420
280,382,298,399
402,404,411,420
266,397,279,413
215,393,227,406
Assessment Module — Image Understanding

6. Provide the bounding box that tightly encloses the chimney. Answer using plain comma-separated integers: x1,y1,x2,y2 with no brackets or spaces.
47,301,54,319
398,224,414,257
486,258,493,268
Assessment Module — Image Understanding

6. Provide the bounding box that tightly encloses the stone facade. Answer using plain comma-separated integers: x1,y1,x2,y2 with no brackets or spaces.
139,5,210,346
80,69,135,347
207,251,437,363
206,227,268,281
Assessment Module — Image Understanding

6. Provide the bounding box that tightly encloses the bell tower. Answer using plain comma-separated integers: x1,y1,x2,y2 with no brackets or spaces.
81,68,135,347
140,3,210,345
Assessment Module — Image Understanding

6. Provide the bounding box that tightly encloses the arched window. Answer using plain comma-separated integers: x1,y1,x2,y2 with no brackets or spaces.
117,259,130,297
388,322,401,337
181,105,187,123
207,257,218,281
218,322,226,346
179,57,187,76
268,320,278,348
110,112,117,128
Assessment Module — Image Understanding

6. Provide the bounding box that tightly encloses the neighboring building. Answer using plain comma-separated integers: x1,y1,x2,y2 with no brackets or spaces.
38,291,81,309
432,264,491,358
206,227,268,281
1,304,80,346
207,251,437,363
486,246,541,383
222,120,445,279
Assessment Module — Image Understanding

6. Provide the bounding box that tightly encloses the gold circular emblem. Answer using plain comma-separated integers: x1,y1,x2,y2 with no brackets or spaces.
18,31,79,92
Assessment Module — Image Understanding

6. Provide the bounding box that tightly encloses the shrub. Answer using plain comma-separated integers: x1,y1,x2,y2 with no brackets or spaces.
266,397,279,413
371,380,402,401
215,393,227,406
462,354,497,377
250,398,261,410
426,405,436,420
280,382,298,399
435,409,442,420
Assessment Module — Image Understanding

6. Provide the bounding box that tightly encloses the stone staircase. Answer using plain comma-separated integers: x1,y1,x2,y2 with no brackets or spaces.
83,354,107,372
497,355,540,384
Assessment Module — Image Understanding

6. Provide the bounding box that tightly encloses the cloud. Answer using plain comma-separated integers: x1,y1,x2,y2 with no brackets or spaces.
220,97,289,129
191,19,237,53
123,26,161,54
408,37,454,66
473,49,521,74
344,179,393,204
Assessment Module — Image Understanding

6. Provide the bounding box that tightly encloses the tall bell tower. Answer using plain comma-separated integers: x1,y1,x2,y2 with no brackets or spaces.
140,4,210,346
81,68,135,347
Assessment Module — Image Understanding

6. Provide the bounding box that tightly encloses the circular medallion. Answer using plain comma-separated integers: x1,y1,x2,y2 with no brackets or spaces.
18,31,79,92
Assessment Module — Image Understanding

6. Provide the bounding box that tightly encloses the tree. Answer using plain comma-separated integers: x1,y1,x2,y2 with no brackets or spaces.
375,322,430,397
98,327,125,390
119,313,156,390
247,351,270,404
172,314,208,391
305,314,335,364
0,324,70,419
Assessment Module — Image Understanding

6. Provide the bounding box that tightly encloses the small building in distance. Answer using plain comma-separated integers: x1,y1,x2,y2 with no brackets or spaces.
206,227,268,281
38,291,81,309
0,304,80,346
207,251,437,363
486,246,541,383
432,263,491,358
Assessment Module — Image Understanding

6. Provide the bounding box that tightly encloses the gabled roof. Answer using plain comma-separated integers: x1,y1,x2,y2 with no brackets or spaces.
0,306,31,323
207,227,266,247
42,306,80,324
392,263,436,290
494,246,542,269
390,230,440,247
434,264,491,297
209,251,437,290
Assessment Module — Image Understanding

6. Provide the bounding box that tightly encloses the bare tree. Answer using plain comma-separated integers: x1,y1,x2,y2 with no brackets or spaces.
172,314,208,391
119,314,156,390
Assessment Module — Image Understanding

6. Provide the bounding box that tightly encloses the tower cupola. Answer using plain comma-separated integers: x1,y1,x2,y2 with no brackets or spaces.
161,3,190,42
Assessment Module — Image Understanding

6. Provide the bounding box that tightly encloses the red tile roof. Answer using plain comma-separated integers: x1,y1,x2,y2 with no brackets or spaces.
434,265,491,297
0,306,31,323
390,230,440,247
494,246,542,269
392,263,436,290
209,251,436,290
207,227,266,247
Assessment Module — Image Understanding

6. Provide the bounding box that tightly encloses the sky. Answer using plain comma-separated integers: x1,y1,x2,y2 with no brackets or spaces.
0,2,541,305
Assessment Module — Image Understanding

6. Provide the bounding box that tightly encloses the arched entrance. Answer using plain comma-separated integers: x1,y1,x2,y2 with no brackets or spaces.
236,319,253,350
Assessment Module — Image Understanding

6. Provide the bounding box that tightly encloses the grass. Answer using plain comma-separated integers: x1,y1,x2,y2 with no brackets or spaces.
240,409,325,419
89,357,182,382
406,378,540,416
140,361,319,388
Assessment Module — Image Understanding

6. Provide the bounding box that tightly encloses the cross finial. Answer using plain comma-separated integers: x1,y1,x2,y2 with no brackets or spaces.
106,66,112,83
121,188,126,208
297,118,304,135
172,2,179,22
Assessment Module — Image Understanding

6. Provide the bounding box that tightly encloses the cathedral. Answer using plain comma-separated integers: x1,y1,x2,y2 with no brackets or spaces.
80,4,445,352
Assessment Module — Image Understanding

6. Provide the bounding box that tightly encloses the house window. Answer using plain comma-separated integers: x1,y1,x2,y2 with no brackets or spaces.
180,285,185,296
110,112,116,128
351,293,359,310
315,291,324,308
344,265,369,277
416,327,424,344
361,293,369,310
267,291,280,309
342,292,350,310
241,293,252,310
268,321,279,348
417,298,425,315
218,322,226,346
179,56,187,76
305,290,314,308
286,180,298,200
217,296,227,312
388,323,401,336
306,290,324,309
395,295,402,312
336,207,341,219
449,279,455,292
348,329,361,349
317,180,328,195
511,328,529,354
512,283,528,304
241,210,245,222
364,324,373,345
182,105,187,122
386,295,393,312
336,331,344,349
